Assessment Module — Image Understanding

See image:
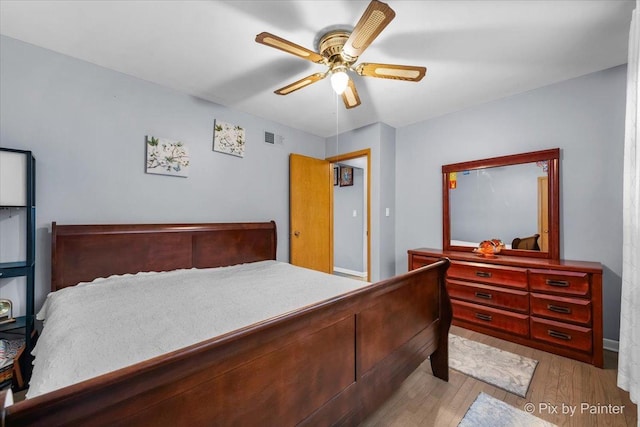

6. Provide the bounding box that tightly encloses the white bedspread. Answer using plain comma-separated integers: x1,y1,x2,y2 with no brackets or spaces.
28,261,369,398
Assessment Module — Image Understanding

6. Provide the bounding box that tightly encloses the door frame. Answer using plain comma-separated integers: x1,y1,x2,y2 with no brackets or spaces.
326,149,371,282
537,175,549,252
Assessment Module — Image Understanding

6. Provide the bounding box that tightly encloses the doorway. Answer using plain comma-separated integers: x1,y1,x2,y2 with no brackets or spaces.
327,150,371,282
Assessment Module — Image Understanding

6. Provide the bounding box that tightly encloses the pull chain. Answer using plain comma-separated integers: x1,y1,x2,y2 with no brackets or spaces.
335,92,339,155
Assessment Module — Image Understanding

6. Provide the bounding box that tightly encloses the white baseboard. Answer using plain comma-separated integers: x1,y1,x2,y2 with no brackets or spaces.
333,267,367,278
604,338,619,352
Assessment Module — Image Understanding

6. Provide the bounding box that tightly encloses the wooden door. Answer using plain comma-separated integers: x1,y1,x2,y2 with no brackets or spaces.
538,176,549,252
290,154,333,273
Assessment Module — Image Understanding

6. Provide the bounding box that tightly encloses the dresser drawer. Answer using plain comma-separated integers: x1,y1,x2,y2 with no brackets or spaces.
452,300,529,336
448,261,528,290
529,269,590,297
531,317,592,353
410,254,441,270
448,279,528,313
530,293,592,326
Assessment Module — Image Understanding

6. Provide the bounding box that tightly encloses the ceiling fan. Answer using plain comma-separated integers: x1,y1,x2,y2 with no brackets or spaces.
255,0,426,109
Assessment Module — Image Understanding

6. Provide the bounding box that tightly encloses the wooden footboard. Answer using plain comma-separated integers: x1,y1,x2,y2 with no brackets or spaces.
3,222,450,426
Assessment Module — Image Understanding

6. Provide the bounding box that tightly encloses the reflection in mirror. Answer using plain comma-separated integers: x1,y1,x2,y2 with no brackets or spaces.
442,148,560,260
449,162,549,252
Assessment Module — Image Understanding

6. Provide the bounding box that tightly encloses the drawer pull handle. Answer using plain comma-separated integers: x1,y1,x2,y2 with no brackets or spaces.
475,313,492,322
546,279,569,287
547,304,571,314
476,271,492,278
548,330,572,341
475,292,493,299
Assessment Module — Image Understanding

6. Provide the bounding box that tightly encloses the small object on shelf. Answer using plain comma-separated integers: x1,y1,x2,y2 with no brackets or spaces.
0,363,13,390
0,300,15,325
0,150,27,206
0,338,24,390
0,353,12,390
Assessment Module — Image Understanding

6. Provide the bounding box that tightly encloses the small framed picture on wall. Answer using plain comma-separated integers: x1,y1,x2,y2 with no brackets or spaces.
339,166,353,187
334,167,339,186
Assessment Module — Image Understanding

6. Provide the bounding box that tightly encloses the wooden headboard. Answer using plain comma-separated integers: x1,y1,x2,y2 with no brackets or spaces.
51,221,277,291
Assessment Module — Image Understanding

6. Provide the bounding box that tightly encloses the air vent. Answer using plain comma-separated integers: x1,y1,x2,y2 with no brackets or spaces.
264,131,275,144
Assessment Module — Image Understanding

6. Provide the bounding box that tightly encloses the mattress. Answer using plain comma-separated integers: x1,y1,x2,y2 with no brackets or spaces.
28,261,369,398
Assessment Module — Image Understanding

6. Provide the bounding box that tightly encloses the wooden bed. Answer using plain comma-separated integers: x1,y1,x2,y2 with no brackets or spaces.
2,221,451,426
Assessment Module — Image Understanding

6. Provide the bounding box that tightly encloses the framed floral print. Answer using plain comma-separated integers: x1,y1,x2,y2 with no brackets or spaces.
213,120,245,158
145,136,189,177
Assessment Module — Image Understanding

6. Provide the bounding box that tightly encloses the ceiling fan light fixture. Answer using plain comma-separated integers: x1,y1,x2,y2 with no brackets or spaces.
256,0,426,108
330,68,349,95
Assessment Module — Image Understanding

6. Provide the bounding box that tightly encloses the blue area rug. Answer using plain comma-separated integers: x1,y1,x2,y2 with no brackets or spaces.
459,392,557,427
449,334,538,397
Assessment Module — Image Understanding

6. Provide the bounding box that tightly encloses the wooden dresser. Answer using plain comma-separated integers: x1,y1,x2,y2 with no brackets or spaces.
408,248,603,367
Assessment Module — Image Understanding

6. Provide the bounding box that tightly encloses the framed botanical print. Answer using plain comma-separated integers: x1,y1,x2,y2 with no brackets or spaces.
145,135,190,177
213,120,245,158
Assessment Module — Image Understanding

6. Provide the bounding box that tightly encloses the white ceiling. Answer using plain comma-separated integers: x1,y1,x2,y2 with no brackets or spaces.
0,0,634,138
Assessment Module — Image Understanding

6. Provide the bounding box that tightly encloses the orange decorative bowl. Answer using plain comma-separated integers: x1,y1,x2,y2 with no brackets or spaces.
473,239,504,257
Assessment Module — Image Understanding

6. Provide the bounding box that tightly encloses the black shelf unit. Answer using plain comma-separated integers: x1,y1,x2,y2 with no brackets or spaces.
0,147,35,389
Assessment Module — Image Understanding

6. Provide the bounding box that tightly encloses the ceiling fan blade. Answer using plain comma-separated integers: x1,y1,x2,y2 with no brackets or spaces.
342,0,396,60
355,63,426,81
274,73,326,95
256,32,325,64
341,79,361,109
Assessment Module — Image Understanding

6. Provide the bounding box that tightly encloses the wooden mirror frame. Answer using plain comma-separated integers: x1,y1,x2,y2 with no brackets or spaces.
442,148,560,260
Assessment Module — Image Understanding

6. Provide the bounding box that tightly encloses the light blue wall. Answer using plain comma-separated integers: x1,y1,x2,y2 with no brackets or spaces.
333,167,365,273
379,123,396,278
0,35,325,312
395,65,627,341
326,122,396,282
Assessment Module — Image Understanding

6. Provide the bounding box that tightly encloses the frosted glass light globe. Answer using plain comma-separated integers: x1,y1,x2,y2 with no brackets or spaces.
330,70,349,95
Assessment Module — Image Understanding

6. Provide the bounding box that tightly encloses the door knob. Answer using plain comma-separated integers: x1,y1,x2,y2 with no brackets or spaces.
294,231,300,237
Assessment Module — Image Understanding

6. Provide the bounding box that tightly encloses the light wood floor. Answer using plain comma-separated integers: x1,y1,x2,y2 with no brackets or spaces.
361,326,637,427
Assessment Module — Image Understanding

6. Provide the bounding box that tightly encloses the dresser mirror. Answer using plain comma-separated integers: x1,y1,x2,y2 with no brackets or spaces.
442,148,560,260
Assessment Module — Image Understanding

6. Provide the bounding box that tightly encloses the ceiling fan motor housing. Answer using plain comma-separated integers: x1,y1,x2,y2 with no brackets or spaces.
318,30,354,66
